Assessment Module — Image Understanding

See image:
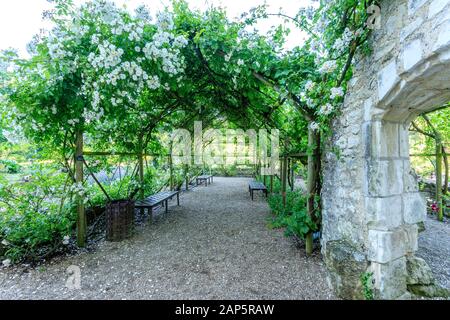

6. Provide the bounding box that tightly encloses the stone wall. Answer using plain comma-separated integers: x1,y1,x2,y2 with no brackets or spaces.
322,0,450,299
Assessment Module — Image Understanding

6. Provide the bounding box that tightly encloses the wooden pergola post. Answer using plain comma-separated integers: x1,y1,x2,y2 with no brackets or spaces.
185,164,189,191
279,156,283,182
138,138,145,200
75,130,86,247
282,155,288,207
169,155,174,191
290,159,295,191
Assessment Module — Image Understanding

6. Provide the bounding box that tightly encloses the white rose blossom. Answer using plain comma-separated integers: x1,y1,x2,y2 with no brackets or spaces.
319,103,334,116
319,60,337,74
309,122,320,131
330,87,344,99
305,80,315,92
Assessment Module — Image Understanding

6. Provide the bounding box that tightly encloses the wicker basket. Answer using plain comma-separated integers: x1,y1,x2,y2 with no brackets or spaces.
106,200,135,242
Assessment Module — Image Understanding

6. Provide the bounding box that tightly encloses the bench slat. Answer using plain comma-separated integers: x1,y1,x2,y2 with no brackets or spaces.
249,181,267,190
135,191,179,208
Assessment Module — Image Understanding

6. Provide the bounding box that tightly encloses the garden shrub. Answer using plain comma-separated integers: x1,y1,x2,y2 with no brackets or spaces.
444,194,450,217
214,165,238,177
0,166,76,263
265,176,318,240
0,159,21,174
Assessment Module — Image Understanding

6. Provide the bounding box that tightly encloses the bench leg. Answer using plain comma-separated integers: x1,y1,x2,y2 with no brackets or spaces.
251,190,254,201
177,193,180,206
165,200,168,214
149,207,153,224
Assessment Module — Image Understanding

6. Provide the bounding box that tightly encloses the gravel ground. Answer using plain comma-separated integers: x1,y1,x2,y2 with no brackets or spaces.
0,177,335,300
417,216,450,289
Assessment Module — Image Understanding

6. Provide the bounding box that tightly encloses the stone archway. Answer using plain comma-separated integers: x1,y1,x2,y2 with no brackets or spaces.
322,0,450,299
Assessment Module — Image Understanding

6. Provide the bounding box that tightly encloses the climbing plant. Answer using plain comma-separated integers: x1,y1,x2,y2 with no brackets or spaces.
1,0,382,258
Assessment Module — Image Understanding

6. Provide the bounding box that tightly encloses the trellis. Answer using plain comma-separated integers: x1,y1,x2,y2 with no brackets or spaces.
258,145,318,255
73,132,179,246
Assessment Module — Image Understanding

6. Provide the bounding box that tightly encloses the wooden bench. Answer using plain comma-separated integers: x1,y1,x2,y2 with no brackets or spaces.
135,191,180,219
196,175,213,186
249,181,268,201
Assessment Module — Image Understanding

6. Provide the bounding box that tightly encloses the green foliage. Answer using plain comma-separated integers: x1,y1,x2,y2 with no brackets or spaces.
213,165,238,177
0,166,76,263
360,272,375,300
410,106,450,178
0,159,21,174
268,189,317,240
0,0,383,262
444,194,450,217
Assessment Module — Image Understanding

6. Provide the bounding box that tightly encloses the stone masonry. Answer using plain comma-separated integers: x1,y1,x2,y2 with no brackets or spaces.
322,0,450,299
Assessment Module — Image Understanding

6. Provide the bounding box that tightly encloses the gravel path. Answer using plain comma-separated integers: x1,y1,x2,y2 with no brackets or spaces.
417,216,450,289
0,177,335,300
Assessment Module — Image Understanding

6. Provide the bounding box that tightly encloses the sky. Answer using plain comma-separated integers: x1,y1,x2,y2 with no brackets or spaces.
0,0,314,57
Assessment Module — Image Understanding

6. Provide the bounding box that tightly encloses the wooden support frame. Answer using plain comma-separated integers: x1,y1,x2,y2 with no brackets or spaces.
75,130,86,247
282,155,288,207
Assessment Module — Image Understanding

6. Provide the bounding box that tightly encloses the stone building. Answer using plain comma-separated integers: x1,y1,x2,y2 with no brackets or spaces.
322,0,450,299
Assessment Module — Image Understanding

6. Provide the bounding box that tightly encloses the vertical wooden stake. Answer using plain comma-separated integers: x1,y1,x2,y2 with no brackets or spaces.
270,175,273,193
75,130,86,247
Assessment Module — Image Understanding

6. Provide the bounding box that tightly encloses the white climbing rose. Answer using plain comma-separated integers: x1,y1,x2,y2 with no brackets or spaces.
330,87,344,99
319,103,334,116
319,60,337,74
309,122,320,131
305,80,315,92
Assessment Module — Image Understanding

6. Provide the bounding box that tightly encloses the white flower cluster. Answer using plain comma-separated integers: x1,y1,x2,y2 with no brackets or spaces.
143,28,188,76
70,182,87,199
319,103,334,116
305,80,315,92
332,28,354,53
330,87,344,99
88,40,124,70
318,60,337,74
309,121,320,131
156,11,175,31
